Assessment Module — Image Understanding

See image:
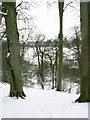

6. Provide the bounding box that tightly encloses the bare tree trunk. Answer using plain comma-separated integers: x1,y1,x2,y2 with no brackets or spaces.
57,1,64,91
2,2,26,98
2,41,8,83
40,52,44,89
88,2,90,101
0,4,2,24
74,29,81,69
46,53,55,89
36,46,44,89
0,41,2,81
55,47,58,87
52,65,54,89
76,2,90,102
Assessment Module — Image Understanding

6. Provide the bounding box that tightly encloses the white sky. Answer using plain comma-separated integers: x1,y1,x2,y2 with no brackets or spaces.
17,0,80,38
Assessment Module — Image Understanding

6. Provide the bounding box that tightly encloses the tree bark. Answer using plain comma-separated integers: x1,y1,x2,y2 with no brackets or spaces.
2,2,26,98
74,29,81,69
57,1,64,91
88,1,90,101
40,52,44,89
2,41,8,83
36,45,44,89
76,2,90,102
55,48,58,87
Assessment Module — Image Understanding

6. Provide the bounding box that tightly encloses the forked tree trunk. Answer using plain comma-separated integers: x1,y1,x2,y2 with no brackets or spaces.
2,2,26,98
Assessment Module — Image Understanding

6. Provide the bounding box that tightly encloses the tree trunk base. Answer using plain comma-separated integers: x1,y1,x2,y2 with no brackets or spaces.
75,97,90,103
9,91,26,99
56,88,61,91
52,87,54,89
41,83,44,89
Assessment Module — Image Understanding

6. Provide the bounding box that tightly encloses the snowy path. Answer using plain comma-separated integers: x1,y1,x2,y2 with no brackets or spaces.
0,83,88,118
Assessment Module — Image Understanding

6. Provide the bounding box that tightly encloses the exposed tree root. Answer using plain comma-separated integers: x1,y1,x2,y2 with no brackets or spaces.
9,91,26,99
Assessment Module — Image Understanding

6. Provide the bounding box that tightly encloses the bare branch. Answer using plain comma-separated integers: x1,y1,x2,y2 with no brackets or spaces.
16,1,23,9
63,0,77,11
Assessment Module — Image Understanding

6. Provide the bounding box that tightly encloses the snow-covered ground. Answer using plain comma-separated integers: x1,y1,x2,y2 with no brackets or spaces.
0,82,88,119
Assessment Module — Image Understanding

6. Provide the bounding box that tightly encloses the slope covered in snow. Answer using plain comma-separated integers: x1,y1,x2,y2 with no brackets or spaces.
0,82,88,118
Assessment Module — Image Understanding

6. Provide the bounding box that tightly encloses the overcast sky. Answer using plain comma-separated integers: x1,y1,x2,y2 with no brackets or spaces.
17,0,80,39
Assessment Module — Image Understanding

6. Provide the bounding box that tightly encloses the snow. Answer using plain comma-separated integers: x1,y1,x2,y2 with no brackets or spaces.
0,82,88,119
0,11,8,16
